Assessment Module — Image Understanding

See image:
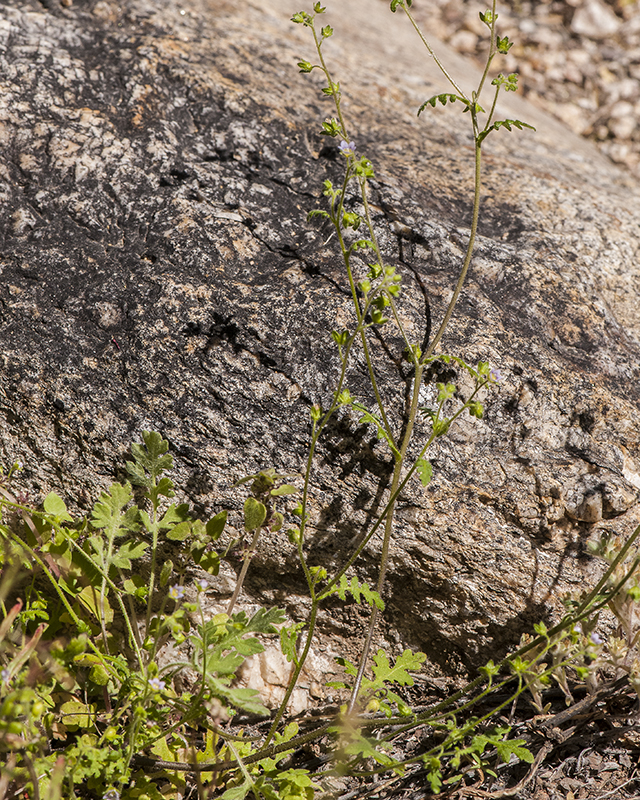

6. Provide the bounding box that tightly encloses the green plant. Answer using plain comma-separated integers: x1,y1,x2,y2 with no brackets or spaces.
0,437,298,798
284,0,533,724
1,2,638,798
2,439,640,797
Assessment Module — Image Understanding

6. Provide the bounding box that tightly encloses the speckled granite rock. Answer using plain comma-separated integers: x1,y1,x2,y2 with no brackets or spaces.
1,0,640,685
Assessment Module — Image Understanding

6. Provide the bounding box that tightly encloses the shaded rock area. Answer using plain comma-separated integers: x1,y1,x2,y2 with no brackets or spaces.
1,0,640,688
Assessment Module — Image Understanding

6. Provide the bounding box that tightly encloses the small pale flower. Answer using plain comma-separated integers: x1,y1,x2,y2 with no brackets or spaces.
1,668,10,684
590,633,604,645
103,791,120,800
169,584,185,601
15,460,24,470
339,139,356,156
148,677,165,691
489,368,503,382
197,579,209,592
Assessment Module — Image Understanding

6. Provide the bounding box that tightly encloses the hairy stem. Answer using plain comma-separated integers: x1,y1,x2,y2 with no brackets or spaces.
227,525,263,616
424,139,482,359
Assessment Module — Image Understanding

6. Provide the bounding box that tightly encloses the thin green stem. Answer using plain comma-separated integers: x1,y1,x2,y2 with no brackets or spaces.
312,25,350,141
347,361,426,711
312,20,395,444
227,525,263,616
4,529,123,679
474,0,498,100
423,139,482,359
297,320,362,548
357,177,396,439
265,601,320,745
145,496,160,637
485,83,501,130
401,4,468,100
320,382,484,602
43,515,147,670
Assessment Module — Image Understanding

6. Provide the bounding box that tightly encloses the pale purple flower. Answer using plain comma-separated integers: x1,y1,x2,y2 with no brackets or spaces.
0,668,10,684
169,584,185,601
490,368,503,382
339,139,356,156
590,633,604,645
197,579,209,592
148,677,165,691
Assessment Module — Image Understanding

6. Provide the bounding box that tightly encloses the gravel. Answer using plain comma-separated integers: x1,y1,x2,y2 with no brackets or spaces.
400,0,640,175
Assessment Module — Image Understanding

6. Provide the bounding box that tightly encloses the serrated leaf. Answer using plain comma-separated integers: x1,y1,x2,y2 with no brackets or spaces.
244,497,267,531
360,583,385,610
86,535,105,559
477,118,535,146
221,783,251,800
91,483,137,536
351,238,375,251
205,650,247,675
151,736,181,765
280,622,304,664
495,738,534,764
335,574,385,610
129,431,173,481
343,733,400,771
369,649,426,690
426,766,442,794
139,509,153,534
159,503,190,529
308,208,330,221
246,606,287,633
112,540,147,570
195,607,286,685
213,682,270,716
418,93,467,116
335,656,358,677
154,476,175,499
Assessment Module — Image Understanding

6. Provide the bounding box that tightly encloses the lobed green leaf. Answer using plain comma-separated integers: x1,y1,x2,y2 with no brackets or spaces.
477,118,535,146
418,93,467,116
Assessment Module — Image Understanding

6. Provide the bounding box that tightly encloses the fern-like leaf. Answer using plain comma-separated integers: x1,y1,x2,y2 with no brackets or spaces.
477,118,535,145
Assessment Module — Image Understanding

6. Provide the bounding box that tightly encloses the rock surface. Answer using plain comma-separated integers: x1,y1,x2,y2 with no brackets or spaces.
1,0,640,690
